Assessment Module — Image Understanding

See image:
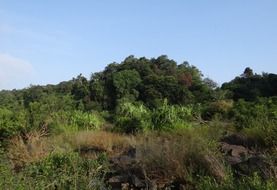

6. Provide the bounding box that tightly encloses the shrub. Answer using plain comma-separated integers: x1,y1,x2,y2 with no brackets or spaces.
151,99,193,130
47,110,105,134
202,100,233,120
0,108,27,140
114,102,152,133
8,152,110,190
231,98,277,130
69,110,104,130
230,97,277,147
242,119,277,147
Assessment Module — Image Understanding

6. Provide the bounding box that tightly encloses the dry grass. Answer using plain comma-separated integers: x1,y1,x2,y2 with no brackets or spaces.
7,130,52,171
6,127,225,185
7,130,135,170
7,130,135,168
68,131,135,157
135,128,226,183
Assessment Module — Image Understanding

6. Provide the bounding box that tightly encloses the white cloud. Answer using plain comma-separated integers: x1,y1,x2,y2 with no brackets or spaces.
0,53,35,90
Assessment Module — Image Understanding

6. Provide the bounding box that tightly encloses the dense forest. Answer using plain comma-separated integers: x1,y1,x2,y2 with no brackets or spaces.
1,55,277,189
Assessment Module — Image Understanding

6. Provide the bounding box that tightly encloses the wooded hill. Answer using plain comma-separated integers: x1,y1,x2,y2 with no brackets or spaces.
0,55,277,189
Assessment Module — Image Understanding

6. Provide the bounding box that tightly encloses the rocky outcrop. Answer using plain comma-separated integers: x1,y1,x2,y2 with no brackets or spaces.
106,148,189,190
106,148,148,189
221,134,256,148
221,134,274,180
82,133,276,189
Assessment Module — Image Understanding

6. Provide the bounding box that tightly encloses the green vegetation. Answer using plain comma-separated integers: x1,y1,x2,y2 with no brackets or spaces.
0,55,277,189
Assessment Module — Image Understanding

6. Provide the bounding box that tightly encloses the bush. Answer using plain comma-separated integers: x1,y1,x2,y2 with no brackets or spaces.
231,98,277,130
230,97,277,147
242,119,277,147
69,110,104,130
202,100,233,120
0,152,109,190
151,100,193,130
114,102,151,133
0,108,27,140
47,110,105,134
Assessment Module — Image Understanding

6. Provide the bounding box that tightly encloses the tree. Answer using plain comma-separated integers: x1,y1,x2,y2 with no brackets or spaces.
112,69,142,102
242,67,254,78
222,69,277,101
71,74,89,100
203,78,218,89
71,74,90,110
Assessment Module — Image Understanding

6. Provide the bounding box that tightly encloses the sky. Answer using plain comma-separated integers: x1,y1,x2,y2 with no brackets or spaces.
0,0,277,90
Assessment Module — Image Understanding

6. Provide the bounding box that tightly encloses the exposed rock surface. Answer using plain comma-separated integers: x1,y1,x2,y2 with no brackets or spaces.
107,148,147,189
220,134,274,179
106,148,188,190
82,133,276,189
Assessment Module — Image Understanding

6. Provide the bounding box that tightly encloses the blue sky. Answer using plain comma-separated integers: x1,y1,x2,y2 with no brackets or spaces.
0,0,276,90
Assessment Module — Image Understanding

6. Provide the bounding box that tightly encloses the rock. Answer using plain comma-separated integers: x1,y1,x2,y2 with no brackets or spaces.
221,134,256,148
220,135,273,179
110,154,137,172
231,154,273,179
130,166,146,179
121,183,129,190
147,180,157,190
157,183,166,189
179,184,186,190
107,175,129,188
226,156,243,165
119,155,135,165
107,148,148,189
221,142,249,159
131,175,145,188
126,147,136,158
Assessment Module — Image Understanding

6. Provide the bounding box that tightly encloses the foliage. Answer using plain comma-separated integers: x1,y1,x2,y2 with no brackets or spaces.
114,101,151,133
23,152,108,189
112,69,142,101
0,151,109,190
136,127,225,184
222,69,277,101
231,97,277,130
69,111,103,130
230,97,277,147
0,108,27,140
202,100,233,120
197,173,277,190
151,99,193,130
48,110,104,134
88,55,214,109
0,55,277,189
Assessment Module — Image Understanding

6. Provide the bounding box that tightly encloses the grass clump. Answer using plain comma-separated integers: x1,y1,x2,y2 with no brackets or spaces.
136,126,226,184
0,151,109,190
197,173,277,190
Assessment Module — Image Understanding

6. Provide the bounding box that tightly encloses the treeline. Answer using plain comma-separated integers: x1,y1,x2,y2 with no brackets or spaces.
0,55,276,139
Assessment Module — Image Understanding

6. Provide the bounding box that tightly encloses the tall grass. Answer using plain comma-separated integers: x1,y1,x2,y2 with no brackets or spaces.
136,126,225,184
0,152,109,190
197,173,277,190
